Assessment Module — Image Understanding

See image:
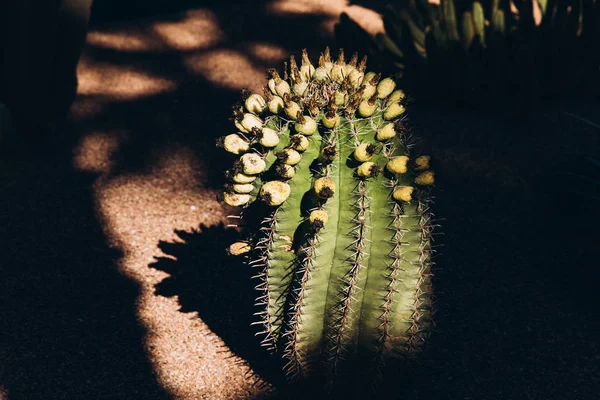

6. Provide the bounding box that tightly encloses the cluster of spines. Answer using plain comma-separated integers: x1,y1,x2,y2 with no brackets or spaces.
408,195,435,351
326,178,371,385
218,47,437,388
250,210,280,353
281,232,320,379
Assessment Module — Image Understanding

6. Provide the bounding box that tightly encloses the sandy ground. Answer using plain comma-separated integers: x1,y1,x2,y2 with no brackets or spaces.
1,1,599,399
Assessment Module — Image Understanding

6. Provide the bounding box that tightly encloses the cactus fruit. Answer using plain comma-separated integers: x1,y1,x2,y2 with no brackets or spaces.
217,48,436,391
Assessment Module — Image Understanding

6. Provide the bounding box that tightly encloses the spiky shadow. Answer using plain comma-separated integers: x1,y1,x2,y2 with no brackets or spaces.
149,223,287,395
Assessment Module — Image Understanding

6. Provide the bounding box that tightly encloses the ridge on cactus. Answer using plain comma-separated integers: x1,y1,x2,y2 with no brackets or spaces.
217,47,437,392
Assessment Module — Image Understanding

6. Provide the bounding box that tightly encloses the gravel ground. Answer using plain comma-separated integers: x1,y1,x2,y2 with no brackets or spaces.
1,1,599,399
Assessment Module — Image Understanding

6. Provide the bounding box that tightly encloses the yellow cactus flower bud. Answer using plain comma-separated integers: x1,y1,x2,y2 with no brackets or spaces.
283,94,301,120
386,89,406,105
220,134,250,154
393,186,414,203
275,163,295,179
268,78,277,95
334,91,348,106
330,63,345,82
343,61,356,77
260,181,291,206
354,143,377,162
315,49,333,77
293,80,309,96
322,111,340,129
357,161,382,178
376,122,396,141
228,241,252,256
285,103,301,120
307,98,319,118
361,84,376,100
277,148,302,165
267,68,291,97
294,114,317,135
290,135,310,152
275,80,291,97
320,144,337,162
415,171,435,186
241,153,266,175
313,66,330,82
314,177,335,199
245,93,266,114
239,113,263,132
268,95,284,114
414,155,431,171
232,173,256,184
348,68,364,88
361,72,381,99
358,98,377,117
300,49,315,80
233,183,254,194
309,209,328,229
363,71,376,83
234,119,245,133
376,77,396,99
331,49,346,81
387,156,409,174
259,127,280,147
383,103,406,120
222,192,251,207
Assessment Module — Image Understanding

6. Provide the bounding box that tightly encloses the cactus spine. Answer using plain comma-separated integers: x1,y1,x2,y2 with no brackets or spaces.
218,48,435,390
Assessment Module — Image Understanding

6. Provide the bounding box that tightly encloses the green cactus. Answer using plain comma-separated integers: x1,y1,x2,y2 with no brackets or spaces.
218,48,435,391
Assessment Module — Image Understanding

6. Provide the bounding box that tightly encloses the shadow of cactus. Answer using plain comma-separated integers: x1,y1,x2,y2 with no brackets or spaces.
149,223,287,395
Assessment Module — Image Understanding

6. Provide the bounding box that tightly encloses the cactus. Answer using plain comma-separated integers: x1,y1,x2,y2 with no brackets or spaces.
217,48,436,392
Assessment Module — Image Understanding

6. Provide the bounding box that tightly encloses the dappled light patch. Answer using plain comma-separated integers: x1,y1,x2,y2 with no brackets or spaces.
343,5,384,35
152,10,223,52
266,0,347,16
150,144,205,186
73,131,126,173
243,42,289,65
77,62,177,99
87,28,166,52
184,49,265,90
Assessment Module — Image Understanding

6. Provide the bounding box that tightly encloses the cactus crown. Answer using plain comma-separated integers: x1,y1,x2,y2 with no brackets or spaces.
218,48,436,392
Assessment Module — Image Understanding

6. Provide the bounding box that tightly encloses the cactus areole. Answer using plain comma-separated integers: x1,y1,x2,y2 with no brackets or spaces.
217,48,436,389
